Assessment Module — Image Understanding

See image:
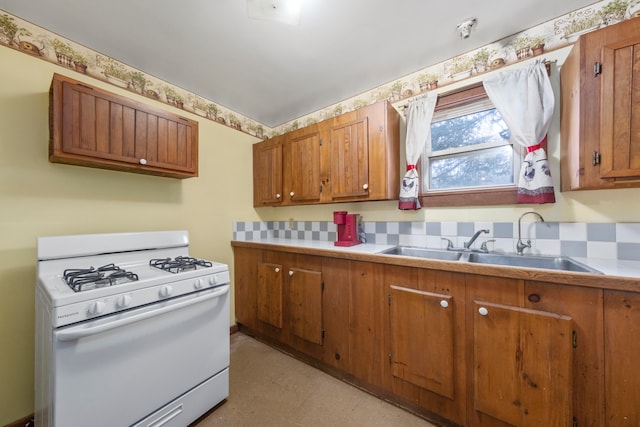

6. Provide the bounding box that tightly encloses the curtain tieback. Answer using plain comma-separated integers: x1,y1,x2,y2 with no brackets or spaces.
406,164,416,171
527,135,548,153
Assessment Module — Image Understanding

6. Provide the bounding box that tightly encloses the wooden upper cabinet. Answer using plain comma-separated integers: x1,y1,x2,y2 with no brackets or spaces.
600,35,640,180
328,101,400,202
330,115,370,199
49,73,198,179
253,137,283,206
560,19,640,190
251,100,400,206
283,126,322,204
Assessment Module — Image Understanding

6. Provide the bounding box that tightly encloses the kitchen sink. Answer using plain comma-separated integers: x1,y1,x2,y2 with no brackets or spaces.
465,252,602,274
379,246,463,261
378,246,602,274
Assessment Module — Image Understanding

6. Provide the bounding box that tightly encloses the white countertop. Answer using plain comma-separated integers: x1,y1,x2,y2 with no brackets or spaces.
240,238,396,254
234,238,640,280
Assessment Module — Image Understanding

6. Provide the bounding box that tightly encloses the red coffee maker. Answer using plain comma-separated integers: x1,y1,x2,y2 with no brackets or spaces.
333,211,361,247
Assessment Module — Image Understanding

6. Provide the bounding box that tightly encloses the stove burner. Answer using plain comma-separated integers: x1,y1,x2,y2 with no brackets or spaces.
63,264,139,292
149,256,213,273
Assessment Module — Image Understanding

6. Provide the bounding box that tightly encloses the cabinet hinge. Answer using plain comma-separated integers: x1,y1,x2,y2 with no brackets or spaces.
388,352,392,364
594,62,602,77
321,329,325,339
388,294,391,305
319,138,323,146
320,184,323,193
321,281,325,291
572,330,578,349
573,416,578,427
592,151,601,166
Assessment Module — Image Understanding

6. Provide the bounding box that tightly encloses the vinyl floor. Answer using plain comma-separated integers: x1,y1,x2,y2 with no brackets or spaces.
193,332,436,427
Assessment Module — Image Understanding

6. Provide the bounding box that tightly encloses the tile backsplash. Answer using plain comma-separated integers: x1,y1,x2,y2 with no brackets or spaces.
233,221,640,261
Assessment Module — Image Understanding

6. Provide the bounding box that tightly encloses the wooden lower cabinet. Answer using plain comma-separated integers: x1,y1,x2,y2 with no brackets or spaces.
233,247,325,356
604,290,640,426
233,246,634,427
257,261,284,328
385,265,466,425
472,301,573,426
348,261,387,386
525,281,604,427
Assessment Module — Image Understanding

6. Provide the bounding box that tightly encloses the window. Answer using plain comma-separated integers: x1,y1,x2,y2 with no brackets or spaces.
419,83,520,206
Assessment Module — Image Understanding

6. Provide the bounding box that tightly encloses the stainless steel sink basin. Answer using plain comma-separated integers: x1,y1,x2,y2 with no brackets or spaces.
379,246,463,261
378,246,602,274
465,252,602,274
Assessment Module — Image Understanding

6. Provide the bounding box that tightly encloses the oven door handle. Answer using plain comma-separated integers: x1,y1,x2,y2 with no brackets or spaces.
56,285,229,342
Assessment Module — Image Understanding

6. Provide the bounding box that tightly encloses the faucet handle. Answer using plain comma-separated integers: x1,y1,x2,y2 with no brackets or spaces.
480,239,496,253
441,238,454,250
516,239,532,255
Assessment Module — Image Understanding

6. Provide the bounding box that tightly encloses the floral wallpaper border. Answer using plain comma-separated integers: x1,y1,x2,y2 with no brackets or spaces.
1,0,637,140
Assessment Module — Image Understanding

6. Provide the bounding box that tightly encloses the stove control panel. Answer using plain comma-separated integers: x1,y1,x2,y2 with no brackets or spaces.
52,270,230,327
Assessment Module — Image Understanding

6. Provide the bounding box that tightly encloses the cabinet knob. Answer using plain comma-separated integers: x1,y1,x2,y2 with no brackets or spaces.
362,183,369,190
289,270,294,276
276,193,281,199
478,307,489,316
290,191,295,197
440,300,449,308
274,267,280,273
139,158,147,165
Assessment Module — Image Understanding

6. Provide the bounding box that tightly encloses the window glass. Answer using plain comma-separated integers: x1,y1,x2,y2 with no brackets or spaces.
422,95,519,192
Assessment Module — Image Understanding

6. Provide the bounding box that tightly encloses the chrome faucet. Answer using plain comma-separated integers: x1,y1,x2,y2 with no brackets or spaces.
464,229,490,249
516,211,545,255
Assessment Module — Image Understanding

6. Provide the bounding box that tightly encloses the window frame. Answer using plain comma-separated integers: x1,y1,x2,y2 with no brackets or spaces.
418,82,519,207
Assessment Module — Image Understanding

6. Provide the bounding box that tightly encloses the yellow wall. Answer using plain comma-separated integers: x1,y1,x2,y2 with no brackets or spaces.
0,45,259,424
4,30,640,426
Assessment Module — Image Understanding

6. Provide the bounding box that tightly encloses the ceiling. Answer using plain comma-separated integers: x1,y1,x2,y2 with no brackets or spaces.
0,0,599,127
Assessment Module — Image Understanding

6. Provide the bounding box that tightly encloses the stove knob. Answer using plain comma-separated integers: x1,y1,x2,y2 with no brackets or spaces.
194,279,203,289
88,301,106,316
159,285,174,298
116,295,132,308
208,276,217,286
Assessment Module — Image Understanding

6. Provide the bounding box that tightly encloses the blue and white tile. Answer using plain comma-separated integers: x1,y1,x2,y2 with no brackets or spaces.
559,222,587,242
441,221,457,236
587,241,617,260
535,238,561,256
616,223,640,243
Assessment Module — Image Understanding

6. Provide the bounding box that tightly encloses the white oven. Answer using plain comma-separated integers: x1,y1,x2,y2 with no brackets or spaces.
35,231,230,427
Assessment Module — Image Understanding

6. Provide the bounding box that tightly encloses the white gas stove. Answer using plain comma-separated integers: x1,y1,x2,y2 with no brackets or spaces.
35,230,230,427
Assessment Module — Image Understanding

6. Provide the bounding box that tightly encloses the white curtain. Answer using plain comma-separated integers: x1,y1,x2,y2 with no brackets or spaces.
398,92,438,210
483,60,556,204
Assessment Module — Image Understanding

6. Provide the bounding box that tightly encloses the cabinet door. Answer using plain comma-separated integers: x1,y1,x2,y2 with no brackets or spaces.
52,75,197,177
473,301,573,427
600,35,640,180
284,128,322,203
330,116,370,199
289,267,324,345
604,290,640,426
232,246,261,329
253,138,283,206
390,285,454,399
257,262,284,328
386,266,466,425
525,281,604,427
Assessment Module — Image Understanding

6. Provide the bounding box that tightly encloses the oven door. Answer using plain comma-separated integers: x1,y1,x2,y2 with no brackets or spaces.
50,285,229,427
